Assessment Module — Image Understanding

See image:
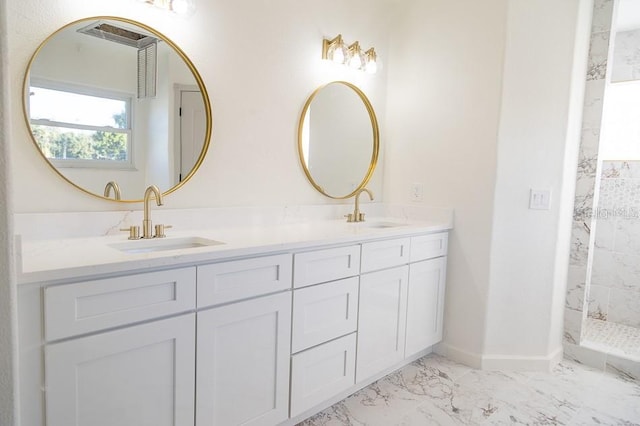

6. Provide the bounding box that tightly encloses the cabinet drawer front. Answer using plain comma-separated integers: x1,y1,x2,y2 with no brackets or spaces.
410,232,448,262
294,245,360,288
197,253,292,307
292,277,359,353
290,333,356,418
44,267,196,341
360,237,410,273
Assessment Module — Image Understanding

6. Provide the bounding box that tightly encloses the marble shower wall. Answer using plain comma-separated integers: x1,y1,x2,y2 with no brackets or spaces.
565,1,640,379
564,0,614,350
589,161,640,328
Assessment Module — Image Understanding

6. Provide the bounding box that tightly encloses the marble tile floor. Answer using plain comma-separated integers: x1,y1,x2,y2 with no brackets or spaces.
298,354,640,426
583,318,640,361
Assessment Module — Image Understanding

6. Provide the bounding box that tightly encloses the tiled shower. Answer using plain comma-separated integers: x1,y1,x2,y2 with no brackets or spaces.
586,161,640,360
564,0,640,376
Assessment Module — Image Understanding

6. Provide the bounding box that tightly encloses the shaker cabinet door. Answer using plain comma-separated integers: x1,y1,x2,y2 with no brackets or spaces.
405,257,447,357
356,265,409,383
45,314,196,426
196,292,292,426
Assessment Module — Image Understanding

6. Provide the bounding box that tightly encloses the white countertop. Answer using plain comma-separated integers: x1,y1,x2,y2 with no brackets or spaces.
17,217,451,285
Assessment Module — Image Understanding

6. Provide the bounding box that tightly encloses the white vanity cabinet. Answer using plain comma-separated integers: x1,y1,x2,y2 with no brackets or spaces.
356,233,448,383
196,254,293,426
196,292,291,426
42,268,198,426
405,256,447,357
289,246,360,417
46,314,196,426
405,233,448,357
356,264,409,382
18,224,450,426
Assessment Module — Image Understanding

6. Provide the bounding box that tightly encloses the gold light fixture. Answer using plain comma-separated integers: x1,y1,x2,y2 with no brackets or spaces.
139,0,196,16
322,35,377,74
347,42,364,70
364,48,377,74
322,34,347,64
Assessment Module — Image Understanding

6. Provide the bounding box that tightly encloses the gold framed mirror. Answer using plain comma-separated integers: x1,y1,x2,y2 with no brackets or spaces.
298,81,379,199
22,16,212,202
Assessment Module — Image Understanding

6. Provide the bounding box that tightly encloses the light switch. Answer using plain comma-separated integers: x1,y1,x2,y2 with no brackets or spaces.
529,189,551,210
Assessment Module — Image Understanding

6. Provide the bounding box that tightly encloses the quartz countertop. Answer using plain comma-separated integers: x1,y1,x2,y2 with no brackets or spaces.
17,217,452,285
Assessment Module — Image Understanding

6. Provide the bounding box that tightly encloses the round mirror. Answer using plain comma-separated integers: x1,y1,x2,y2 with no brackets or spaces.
22,16,212,202
298,81,379,199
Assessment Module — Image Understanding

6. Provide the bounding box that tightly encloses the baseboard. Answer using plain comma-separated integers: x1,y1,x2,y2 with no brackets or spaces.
434,342,483,369
480,346,563,372
436,342,563,372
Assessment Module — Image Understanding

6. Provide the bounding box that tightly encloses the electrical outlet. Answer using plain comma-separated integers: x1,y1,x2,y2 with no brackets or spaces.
410,183,424,202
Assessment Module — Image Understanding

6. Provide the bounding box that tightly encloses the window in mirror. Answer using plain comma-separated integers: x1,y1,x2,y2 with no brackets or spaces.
29,81,133,167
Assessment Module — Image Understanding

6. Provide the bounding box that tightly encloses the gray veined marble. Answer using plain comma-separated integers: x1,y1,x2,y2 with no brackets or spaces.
298,354,640,426
587,31,611,81
565,0,615,345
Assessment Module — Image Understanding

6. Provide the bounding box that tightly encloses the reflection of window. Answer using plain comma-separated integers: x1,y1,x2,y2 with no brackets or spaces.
29,80,133,168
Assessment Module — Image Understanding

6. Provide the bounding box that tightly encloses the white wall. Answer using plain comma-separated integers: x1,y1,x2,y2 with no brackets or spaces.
7,0,392,212
385,0,589,367
600,81,640,160
484,0,589,366
0,0,19,422
385,0,507,363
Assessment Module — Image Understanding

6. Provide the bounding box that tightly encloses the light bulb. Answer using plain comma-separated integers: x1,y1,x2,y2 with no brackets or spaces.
364,48,377,74
349,51,364,69
170,0,196,16
365,59,377,74
331,46,345,64
326,36,347,64
347,42,365,70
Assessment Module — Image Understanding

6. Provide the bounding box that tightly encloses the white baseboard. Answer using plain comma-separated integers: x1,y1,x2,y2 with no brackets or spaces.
436,342,563,372
434,342,483,369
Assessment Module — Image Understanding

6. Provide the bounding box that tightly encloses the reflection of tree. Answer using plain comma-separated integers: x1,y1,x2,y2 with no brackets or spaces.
32,112,127,161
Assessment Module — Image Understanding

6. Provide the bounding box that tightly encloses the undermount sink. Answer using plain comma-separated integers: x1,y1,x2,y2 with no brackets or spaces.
363,221,407,229
109,236,224,254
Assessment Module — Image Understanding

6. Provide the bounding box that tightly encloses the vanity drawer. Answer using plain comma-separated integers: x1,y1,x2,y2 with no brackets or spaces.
290,333,356,418
197,253,292,307
292,276,359,353
360,237,411,273
293,245,360,288
44,267,196,341
410,232,448,262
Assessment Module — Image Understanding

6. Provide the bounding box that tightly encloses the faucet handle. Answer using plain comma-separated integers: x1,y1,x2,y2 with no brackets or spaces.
358,212,366,222
344,213,355,223
120,226,141,240
154,224,172,238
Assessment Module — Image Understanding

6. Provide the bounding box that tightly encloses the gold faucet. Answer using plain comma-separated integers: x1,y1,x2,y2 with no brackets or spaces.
142,185,163,239
346,188,374,222
103,181,121,200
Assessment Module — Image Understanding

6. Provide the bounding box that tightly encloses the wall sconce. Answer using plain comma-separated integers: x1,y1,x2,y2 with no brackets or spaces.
322,35,348,65
322,34,377,74
139,0,196,16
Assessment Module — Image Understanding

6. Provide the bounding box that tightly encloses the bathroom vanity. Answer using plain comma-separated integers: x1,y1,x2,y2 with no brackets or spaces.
16,13,451,426
17,219,449,426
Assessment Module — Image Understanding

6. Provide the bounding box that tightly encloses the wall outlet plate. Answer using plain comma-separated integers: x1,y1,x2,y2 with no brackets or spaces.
410,183,424,202
529,189,551,210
